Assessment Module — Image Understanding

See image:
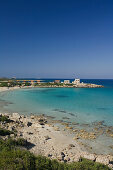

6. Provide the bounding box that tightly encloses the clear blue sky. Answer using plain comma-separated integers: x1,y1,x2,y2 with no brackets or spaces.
0,0,113,79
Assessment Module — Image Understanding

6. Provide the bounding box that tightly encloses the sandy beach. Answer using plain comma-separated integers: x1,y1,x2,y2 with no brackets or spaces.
0,86,21,92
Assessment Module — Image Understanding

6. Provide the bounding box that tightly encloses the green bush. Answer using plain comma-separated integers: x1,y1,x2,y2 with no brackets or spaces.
0,149,36,170
35,155,110,170
0,115,11,123
0,138,110,170
0,138,27,150
0,128,12,136
16,138,28,147
0,82,9,87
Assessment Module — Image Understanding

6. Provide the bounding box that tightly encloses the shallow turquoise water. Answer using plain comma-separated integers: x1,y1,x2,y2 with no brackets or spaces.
0,87,113,126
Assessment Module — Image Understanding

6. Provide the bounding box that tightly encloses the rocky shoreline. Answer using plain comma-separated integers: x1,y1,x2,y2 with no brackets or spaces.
0,112,113,169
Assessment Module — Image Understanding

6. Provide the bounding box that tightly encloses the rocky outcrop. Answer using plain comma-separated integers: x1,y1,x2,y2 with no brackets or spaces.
0,112,112,168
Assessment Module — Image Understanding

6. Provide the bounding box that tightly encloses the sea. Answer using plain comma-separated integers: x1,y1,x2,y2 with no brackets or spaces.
0,79,113,125
0,79,113,154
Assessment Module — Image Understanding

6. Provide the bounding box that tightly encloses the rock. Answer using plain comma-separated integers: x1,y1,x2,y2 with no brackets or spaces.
73,156,80,162
30,115,35,119
73,129,78,132
18,132,23,137
69,144,75,148
27,122,32,127
38,118,47,125
109,134,113,138
83,154,96,161
109,155,113,164
19,124,24,127
48,154,52,157
57,155,64,161
3,135,9,140
64,156,70,162
8,126,13,131
27,132,33,135
45,135,51,140
68,144,75,150
12,113,20,120
54,127,60,131
65,126,73,130
39,122,45,125
38,118,47,123
61,152,65,157
108,164,113,169
96,155,109,165
73,136,79,140
57,152,65,161
10,134,15,138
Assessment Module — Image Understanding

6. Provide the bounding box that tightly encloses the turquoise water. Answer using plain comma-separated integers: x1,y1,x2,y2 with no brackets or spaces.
0,87,113,126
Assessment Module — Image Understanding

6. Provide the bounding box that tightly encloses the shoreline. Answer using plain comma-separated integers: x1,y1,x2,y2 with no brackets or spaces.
0,81,104,93
0,86,113,168
0,112,113,168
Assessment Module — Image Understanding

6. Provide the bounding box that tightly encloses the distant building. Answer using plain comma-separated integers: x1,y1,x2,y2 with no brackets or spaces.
64,80,70,84
31,80,35,85
54,80,60,83
37,80,40,83
73,79,80,85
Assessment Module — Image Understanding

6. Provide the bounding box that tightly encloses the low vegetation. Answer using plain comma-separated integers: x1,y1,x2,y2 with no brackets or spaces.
0,128,13,136
0,114,111,169
0,115,12,123
0,137,110,170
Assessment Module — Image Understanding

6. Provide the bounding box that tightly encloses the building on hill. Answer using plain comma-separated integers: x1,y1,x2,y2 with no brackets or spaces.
64,80,70,84
72,79,80,85
54,80,60,83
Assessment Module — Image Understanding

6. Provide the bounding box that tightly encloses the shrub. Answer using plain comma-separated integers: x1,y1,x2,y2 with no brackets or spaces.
0,115,11,123
0,138,110,170
16,138,28,147
0,149,36,170
0,128,12,136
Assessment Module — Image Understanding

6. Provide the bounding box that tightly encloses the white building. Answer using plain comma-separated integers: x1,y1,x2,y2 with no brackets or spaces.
64,80,70,84
73,79,80,85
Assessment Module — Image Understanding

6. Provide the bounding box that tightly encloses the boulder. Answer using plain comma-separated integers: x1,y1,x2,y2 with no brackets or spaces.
30,115,35,119
73,156,80,162
12,113,20,120
18,132,23,137
10,134,15,138
48,154,52,157
61,152,65,157
27,122,32,127
45,135,51,140
69,144,75,148
8,126,14,131
108,164,113,169
64,156,70,162
83,154,96,161
96,155,109,165
108,155,113,164
38,118,47,124
27,132,33,135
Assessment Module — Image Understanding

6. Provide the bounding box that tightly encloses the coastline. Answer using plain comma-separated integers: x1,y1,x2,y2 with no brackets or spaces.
0,86,113,168
0,112,113,168
0,86,21,92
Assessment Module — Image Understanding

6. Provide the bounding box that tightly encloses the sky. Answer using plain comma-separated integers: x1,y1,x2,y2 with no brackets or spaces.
0,0,113,79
